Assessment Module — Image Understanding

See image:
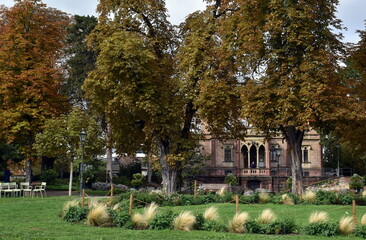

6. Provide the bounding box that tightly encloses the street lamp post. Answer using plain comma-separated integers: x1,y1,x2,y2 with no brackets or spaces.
275,146,282,193
336,144,340,177
79,128,87,196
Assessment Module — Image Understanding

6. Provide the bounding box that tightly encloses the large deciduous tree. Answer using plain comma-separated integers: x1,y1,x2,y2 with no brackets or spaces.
0,0,70,182
84,1,245,193
34,107,105,196
204,0,361,195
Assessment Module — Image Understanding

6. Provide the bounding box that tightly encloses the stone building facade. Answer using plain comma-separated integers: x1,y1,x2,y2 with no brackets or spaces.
197,126,323,191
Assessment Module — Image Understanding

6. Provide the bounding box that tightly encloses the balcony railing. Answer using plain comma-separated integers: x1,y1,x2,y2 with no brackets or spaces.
242,168,270,176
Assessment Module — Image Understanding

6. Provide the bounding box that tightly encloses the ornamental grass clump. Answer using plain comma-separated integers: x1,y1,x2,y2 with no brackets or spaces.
258,192,270,204
203,207,219,221
302,190,316,203
257,209,277,224
339,216,355,235
173,211,196,231
86,202,111,226
361,213,366,225
281,194,294,205
217,186,226,197
61,200,80,217
309,211,329,223
228,212,249,234
132,202,159,229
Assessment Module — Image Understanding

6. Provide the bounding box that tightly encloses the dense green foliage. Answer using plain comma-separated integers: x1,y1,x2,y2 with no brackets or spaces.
39,169,58,185
350,174,365,191
149,210,177,230
63,206,89,223
304,222,339,237
110,211,133,229
355,225,366,239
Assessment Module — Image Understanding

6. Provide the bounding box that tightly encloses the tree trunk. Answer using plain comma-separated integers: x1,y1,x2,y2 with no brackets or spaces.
147,160,152,184
25,131,33,183
106,146,113,183
158,140,177,194
281,125,304,196
68,160,73,196
25,159,32,183
106,123,113,184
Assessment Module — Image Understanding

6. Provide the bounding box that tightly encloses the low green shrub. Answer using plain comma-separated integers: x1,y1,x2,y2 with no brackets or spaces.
269,194,282,204
224,173,237,186
180,195,195,205
267,218,298,234
202,194,217,204
245,218,298,235
110,211,132,228
355,225,366,238
356,196,366,206
316,190,337,205
194,213,205,230
350,174,364,191
150,210,176,230
218,192,234,203
245,220,265,234
239,193,259,204
304,222,338,237
336,192,354,205
201,220,226,232
39,169,58,185
63,206,88,223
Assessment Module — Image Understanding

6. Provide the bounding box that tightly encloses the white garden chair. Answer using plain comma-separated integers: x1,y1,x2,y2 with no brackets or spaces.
33,182,47,197
20,182,32,197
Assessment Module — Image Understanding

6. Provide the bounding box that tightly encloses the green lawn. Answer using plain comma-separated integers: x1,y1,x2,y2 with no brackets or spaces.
0,196,365,239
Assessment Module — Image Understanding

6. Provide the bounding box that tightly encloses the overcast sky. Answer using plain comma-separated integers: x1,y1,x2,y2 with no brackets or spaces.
1,0,365,43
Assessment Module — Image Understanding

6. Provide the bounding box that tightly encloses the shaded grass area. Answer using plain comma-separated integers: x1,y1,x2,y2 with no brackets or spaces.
1,196,365,239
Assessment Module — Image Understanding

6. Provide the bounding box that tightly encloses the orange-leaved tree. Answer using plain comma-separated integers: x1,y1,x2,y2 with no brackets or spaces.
0,0,70,182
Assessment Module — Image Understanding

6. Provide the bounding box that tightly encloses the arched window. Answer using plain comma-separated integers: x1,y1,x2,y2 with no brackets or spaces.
259,145,265,168
242,145,249,168
303,148,309,163
250,145,257,168
224,145,232,161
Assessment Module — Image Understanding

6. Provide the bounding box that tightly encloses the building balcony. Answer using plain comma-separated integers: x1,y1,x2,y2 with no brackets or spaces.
242,168,270,176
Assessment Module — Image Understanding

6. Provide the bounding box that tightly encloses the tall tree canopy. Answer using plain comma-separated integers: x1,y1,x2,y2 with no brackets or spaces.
334,22,366,164
63,15,97,106
0,0,70,181
205,0,361,195
84,0,245,193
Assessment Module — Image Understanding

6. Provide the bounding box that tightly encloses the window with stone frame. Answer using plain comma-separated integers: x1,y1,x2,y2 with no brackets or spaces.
302,146,310,163
270,147,277,161
224,145,232,161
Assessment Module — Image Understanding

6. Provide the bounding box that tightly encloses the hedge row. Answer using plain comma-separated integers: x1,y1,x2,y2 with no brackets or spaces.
113,190,366,208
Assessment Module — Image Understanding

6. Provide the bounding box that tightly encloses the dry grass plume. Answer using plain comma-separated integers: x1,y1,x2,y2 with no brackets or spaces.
257,209,277,224
302,190,316,203
361,213,366,225
259,192,270,204
132,202,159,229
86,203,111,226
309,211,329,223
281,194,294,205
228,212,250,234
339,216,355,235
173,211,196,231
216,186,226,197
203,206,219,221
